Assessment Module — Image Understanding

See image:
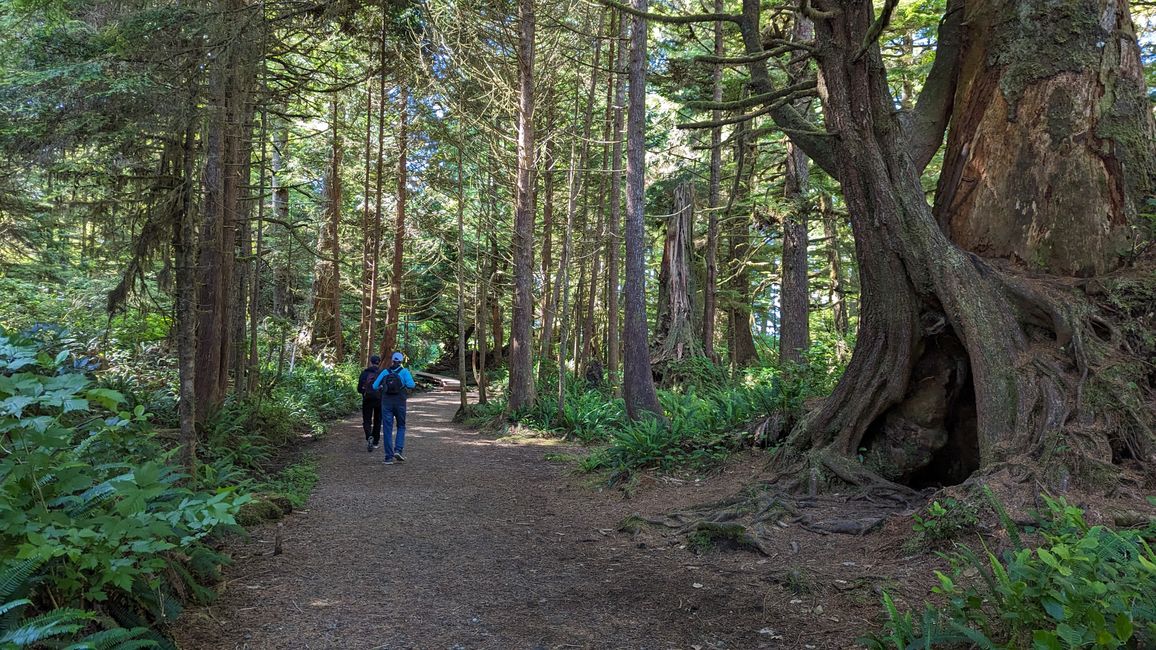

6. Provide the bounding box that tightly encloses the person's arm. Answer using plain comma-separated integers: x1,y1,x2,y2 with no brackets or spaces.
372,370,386,390
356,370,366,394
401,368,416,389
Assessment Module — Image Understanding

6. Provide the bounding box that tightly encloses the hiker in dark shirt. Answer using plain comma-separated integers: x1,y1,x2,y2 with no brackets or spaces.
357,355,383,452
371,351,416,465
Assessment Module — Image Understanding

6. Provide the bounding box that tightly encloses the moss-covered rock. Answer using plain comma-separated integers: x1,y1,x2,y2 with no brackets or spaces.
235,497,285,527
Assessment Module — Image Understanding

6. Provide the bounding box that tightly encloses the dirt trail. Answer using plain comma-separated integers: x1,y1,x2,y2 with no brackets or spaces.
175,391,916,650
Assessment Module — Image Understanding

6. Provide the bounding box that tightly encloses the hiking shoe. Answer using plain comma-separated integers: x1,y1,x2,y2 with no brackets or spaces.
367,440,373,452
394,453,406,463
383,458,395,465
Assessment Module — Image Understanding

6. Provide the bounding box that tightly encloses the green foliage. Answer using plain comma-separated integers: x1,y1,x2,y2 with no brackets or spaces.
0,559,155,649
270,359,361,434
911,498,980,545
482,348,846,479
0,330,246,640
256,461,319,509
863,497,1156,649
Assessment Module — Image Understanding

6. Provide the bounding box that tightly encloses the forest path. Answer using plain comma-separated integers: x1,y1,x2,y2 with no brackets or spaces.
173,390,865,650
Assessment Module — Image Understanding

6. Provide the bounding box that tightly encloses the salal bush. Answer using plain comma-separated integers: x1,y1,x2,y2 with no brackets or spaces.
0,330,248,627
865,497,1156,649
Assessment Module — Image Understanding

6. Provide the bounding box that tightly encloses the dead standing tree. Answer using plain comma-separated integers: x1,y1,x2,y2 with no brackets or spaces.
653,180,703,374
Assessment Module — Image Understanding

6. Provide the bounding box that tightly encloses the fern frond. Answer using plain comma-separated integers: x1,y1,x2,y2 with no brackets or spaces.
0,607,93,646
0,559,42,603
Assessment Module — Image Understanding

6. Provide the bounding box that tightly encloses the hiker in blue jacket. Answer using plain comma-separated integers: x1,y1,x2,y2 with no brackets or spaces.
371,351,417,465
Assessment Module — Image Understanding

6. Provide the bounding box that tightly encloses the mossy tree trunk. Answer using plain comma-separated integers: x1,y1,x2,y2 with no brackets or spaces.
507,0,538,411
309,98,344,360
779,14,813,366
654,180,702,367
763,0,1156,489
622,0,664,419
933,0,1155,277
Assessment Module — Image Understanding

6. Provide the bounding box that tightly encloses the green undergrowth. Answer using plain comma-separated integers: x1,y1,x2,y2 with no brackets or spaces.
256,461,319,509
466,346,847,481
865,491,1156,650
0,325,354,647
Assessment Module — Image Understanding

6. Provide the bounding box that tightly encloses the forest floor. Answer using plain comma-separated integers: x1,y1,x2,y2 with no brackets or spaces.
173,390,945,650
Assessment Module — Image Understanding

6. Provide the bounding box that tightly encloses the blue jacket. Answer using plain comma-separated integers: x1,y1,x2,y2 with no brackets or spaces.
371,364,416,398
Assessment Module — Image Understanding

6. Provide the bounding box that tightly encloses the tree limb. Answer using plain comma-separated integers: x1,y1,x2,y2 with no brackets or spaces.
731,0,839,177
598,0,741,24
903,0,963,173
854,0,899,61
685,80,816,111
693,43,808,66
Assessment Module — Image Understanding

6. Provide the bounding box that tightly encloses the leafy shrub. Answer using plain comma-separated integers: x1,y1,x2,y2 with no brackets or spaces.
864,497,1156,649
910,498,980,545
256,462,319,508
0,559,154,649
0,330,247,637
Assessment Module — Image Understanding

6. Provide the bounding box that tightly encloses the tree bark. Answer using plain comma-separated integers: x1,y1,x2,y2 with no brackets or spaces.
508,0,538,410
933,0,1155,278
456,103,469,413
606,10,627,389
622,0,663,420
654,180,701,367
537,88,557,383
382,82,407,357
192,0,258,412
778,16,813,366
820,195,848,336
727,122,759,369
475,168,490,405
701,0,723,363
759,0,1156,490
309,98,344,359
175,118,198,474
246,105,268,394
360,89,374,364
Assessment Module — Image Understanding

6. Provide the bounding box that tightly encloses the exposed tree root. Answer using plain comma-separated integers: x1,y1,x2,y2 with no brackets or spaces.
622,483,923,554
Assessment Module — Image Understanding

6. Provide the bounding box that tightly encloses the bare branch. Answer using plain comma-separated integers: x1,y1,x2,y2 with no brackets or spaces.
677,87,821,129
598,0,741,24
693,43,803,65
684,80,816,111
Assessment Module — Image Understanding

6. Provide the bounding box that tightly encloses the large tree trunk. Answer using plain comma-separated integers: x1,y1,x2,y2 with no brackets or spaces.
606,10,627,387
537,89,557,382
933,0,1155,278
359,89,374,364
778,13,814,366
175,119,198,474
701,0,723,363
653,180,701,367
622,0,663,420
309,98,344,359
820,195,848,336
382,83,407,357
508,0,537,410
727,125,759,369
769,0,1155,491
195,18,252,409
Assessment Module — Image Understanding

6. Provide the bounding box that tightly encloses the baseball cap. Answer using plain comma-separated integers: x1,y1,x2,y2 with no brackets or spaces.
391,351,404,363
